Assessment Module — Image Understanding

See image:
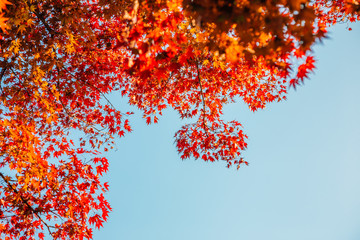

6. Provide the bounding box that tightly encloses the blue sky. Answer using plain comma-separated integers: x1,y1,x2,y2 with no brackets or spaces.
94,23,360,240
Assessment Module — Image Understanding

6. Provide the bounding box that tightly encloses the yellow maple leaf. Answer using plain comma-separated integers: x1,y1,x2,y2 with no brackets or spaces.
0,12,8,32
0,0,10,12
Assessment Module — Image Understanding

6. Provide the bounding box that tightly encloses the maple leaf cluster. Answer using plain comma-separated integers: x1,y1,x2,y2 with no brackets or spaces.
0,0,10,34
0,0,358,239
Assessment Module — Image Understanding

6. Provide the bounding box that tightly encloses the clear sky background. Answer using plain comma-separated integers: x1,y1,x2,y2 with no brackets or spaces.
94,23,360,240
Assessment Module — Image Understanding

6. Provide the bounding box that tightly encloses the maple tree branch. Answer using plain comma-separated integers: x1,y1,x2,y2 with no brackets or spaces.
160,72,172,97
31,5,59,37
123,0,139,26
59,104,111,136
60,65,117,111
57,96,113,137
0,172,55,237
7,67,33,101
0,65,7,81
50,66,116,138
195,60,209,137
49,209,65,221
0,65,7,96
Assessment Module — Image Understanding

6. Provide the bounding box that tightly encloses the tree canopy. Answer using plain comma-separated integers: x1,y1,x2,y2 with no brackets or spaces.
0,0,359,239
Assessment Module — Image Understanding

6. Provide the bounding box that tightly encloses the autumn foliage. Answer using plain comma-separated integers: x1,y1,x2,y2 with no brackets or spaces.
0,0,359,239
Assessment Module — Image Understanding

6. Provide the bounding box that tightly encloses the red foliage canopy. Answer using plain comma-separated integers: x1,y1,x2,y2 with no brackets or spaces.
0,0,359,239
